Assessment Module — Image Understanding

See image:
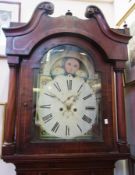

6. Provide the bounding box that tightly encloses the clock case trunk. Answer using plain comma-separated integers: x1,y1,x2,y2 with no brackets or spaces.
2,2,131,175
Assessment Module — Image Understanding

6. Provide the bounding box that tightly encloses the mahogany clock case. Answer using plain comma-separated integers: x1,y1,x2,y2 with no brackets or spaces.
2,2,131,175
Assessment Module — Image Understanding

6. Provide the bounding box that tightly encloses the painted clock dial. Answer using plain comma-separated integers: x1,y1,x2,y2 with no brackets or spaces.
35,45,101,140
37,75,97,139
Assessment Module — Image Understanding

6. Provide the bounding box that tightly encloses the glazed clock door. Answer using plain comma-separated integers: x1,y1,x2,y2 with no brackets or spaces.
29,44,103,145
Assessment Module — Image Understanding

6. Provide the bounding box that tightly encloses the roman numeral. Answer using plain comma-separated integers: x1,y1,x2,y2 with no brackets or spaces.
67,80,72,90
40,104,51,109
85,106,95,110
66,125,70,136
77,84,84,93
83,94,93,100
42,113,53,123
82,115,92,124
51,122,60,133
54,82,61,92
77,124,82,133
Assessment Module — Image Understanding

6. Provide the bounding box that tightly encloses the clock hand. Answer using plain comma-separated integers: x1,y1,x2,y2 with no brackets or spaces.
64,95,79,112
65,91,81,105
44,92,65,103
72,92,81,102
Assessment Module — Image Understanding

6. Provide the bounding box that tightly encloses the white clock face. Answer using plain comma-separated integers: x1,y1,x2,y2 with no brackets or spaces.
37,75,97,139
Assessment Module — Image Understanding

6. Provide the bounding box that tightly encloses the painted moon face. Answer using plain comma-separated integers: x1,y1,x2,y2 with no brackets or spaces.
64,58,80,75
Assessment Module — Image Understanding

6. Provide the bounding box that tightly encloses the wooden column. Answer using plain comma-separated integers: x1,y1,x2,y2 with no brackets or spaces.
4,67,17,143
115,70,127,143
2,56,19,154
114,61,128,152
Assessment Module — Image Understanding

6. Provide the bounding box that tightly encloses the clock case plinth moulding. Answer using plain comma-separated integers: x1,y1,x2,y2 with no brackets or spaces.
2,2,131,175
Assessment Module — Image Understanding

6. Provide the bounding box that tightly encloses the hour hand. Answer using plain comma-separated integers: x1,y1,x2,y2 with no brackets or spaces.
68,92,81,103
65,96,75,106
64,93,80,106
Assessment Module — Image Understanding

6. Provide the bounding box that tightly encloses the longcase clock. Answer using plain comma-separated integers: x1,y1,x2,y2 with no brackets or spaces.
2,2,131,175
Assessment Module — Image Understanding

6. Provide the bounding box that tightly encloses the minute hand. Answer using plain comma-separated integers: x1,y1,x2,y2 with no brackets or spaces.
44,92,64,103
